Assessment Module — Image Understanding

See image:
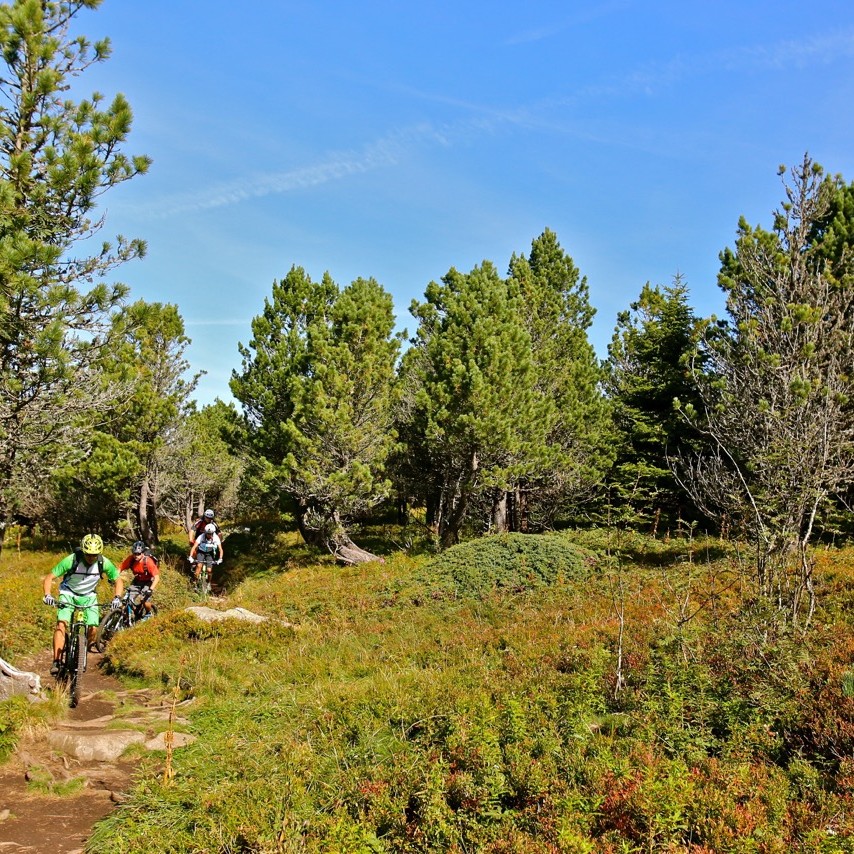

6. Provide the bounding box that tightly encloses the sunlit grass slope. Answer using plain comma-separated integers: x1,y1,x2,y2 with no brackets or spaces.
3,528,853,851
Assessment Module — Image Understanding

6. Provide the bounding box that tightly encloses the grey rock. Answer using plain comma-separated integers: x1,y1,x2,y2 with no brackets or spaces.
185,605,269,624
0,656,40,699
144,731,197,751
48,729,146,762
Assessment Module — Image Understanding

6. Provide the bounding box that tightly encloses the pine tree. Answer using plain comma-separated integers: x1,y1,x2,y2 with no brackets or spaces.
0,0,149,538
407,261,546,546
506,229,612,529
231,267,400,563
605,277,704,532
47,301,195,539
684,156,854,625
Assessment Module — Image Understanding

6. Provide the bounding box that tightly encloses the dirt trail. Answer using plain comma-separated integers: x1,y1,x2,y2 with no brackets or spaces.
0,648,178,854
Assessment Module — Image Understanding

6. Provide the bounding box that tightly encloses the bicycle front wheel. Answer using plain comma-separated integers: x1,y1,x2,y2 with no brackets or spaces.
95,609,124,653
69,624,86,708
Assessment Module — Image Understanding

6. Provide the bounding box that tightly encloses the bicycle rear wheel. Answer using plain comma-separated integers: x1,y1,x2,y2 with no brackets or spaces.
95,609,124,653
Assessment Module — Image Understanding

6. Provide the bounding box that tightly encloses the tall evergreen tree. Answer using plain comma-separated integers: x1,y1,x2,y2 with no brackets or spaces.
231,266,400,563
47,301,195,540
0,0,149,539
157,400,246,534
605,277,704,531
407,261,547,546
506,229,612,529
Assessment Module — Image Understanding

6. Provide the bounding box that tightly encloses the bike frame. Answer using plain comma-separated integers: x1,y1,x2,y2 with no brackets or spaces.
54,599,104,708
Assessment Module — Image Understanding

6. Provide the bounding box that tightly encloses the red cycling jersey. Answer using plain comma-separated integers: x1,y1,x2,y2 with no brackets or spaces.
119,553,160,586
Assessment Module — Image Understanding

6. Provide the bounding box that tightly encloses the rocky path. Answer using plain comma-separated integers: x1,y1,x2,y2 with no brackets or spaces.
0,648,191,853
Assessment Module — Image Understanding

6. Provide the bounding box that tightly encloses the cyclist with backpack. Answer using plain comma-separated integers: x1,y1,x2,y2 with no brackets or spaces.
120,541,160,619
188,523,224,586
188,508,222,544
42,534,123,675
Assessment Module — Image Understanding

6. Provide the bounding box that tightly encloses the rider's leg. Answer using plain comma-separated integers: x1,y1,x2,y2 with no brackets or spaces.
53,621,66,660
84,599,100,650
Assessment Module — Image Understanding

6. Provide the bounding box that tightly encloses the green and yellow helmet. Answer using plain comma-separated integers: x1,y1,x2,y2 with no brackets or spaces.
80,534,103,555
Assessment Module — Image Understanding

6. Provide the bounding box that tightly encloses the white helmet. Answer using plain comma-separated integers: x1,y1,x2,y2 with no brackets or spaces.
204,523,216,534
204,509,215,519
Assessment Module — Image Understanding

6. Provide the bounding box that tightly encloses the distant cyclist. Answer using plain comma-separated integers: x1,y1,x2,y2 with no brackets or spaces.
188,508,222,544
42,534,123,675
120,541,160,619
188,523,225,586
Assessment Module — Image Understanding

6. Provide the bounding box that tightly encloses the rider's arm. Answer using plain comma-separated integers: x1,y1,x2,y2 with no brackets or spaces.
189,538,199,560
214,534,225,561
149,562,161,591
43,555,73,595
188,522,200,544
42,571,56,597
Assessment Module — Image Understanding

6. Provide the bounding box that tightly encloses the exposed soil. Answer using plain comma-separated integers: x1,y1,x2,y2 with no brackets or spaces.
0,647,171,853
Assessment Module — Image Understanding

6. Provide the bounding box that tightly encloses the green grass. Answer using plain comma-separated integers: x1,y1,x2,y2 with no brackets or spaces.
25,765,86,796
3,525,854,852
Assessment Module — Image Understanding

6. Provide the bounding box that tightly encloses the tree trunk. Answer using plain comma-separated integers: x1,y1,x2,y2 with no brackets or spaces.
397,496,409,525
439,451,478,548
518,487,529,533
426,494,439,533
138,475,153,545
183,496,194,536
295,504,383,565
491,489,509,533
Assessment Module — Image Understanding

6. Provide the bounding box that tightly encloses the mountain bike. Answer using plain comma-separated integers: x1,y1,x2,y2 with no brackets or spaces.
94,588,157,652
193,554,215,599
51,599,106,708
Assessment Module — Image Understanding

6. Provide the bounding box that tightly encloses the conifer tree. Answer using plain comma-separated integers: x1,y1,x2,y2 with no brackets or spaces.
684,156,854,625
47,301,195,539
158,400,246,534
0,0,149,538
232,267,400,563
407,261,546,546
605,277,704,531
506,230,612,528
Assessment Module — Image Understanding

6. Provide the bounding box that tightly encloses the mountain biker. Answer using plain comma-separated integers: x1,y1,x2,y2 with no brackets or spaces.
188,523,224,586
120,541,160,619
42,534,123,675
188,508,222,544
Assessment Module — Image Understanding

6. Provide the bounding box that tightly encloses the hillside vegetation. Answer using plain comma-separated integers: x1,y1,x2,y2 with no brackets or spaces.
3,527,852,853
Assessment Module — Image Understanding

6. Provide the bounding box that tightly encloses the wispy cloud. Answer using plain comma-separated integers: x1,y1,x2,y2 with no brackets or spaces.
141,27,854,219
145,124,448,219
721,30,854,70
530,27,854,108
503,1,633,46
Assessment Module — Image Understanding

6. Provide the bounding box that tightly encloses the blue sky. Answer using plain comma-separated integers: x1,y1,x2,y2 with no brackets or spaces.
81,1,854,407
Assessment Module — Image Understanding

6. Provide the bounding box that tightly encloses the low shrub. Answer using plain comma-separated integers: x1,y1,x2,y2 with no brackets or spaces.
416,533,596,599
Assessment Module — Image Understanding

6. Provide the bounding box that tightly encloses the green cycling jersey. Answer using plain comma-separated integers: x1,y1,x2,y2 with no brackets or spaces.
51,552,120,597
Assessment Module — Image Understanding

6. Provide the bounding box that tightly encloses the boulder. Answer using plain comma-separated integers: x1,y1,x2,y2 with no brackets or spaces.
185,605,270,624
48,729,146,762
144,731,197,751
0,656,40,700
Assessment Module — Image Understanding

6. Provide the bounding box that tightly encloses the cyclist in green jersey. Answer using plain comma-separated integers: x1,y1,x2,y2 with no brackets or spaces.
42,534,124,675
